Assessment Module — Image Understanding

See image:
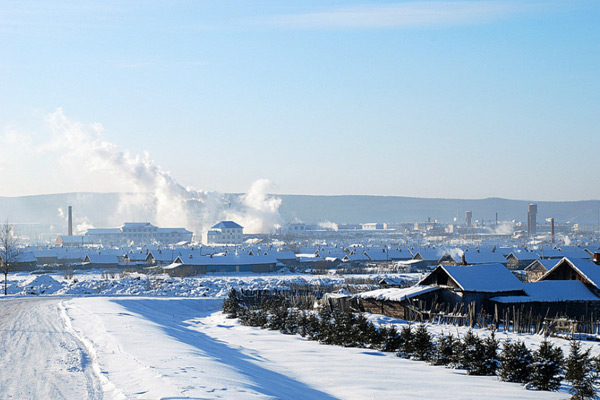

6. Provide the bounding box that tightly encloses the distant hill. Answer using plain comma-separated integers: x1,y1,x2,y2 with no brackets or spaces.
1,192,598,227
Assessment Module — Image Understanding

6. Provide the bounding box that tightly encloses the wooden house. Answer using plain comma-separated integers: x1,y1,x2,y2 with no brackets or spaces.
417,263,525,310
524,259,558,282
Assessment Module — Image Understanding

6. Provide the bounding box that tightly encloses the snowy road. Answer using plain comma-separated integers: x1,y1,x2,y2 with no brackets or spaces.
0,297,102,400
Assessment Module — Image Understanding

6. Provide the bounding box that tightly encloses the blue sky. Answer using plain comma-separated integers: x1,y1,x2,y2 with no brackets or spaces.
1,0,599,200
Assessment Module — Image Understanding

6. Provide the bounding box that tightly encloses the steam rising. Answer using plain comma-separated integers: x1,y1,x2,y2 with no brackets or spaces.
46,109,282,236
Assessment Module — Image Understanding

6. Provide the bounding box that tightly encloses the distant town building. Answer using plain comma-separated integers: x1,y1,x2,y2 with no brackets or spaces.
55,235,91,247
83,222,192,245
527,204,537,236
206,221,244,245
465,211,472,227
361,223,387,230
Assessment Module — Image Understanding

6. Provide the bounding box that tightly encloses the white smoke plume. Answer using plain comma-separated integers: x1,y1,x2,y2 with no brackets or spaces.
494,221,514,236
448,247,464,261
43,108,282,237
74,217,95,235
318,221,338,231
57,208,65,220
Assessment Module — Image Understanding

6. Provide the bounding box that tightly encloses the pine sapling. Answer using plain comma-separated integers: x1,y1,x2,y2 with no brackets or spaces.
530,337,564,391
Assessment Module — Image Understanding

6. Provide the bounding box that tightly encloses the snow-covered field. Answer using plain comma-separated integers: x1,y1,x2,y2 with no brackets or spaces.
0,272,592,399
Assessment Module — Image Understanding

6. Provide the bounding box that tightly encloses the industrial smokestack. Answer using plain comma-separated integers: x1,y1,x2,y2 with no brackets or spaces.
68,206,73,236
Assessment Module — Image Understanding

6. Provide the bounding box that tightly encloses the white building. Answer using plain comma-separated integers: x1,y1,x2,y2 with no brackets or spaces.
85,222,192,245
206,221,244,245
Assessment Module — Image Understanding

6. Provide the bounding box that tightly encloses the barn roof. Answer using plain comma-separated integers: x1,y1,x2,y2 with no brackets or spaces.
357,286,441,302
540,257,600,289
420,263,523,293
491,280,600,303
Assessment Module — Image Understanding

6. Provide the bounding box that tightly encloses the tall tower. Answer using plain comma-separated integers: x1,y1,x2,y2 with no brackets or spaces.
527,204,537,236
465,211,472,227
68,206,73,236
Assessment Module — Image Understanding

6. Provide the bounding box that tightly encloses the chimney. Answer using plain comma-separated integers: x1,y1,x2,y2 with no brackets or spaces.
460,253,467,265
68,206,73,236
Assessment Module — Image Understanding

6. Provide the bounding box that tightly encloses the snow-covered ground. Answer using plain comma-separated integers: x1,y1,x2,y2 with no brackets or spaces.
2,270,419,297
0,272,591,399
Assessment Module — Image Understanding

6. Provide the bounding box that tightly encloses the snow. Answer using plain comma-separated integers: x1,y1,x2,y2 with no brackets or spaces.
357,285,440,302
428,264,524,293
492,280,600,303
0,270,592,399
61,297,568,399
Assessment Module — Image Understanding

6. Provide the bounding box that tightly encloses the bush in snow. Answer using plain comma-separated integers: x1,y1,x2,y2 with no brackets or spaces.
499,339,533,384
565,340,598,400
412,324,435,361
530,337,564,392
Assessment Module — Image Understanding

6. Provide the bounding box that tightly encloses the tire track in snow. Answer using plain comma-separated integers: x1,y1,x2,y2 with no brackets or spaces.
0,298,103,399
59,300,119,400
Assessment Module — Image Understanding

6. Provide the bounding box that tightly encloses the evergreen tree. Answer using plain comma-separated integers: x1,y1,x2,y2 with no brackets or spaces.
223,289,243,318
476,331,500,376
306,312,322,341
297,311,310,338
318,308,335,344
499,339,533,384
398,325,414,358
530,337,564,391
432,333,458,366
375,325,400,353
267,304,288,331
459,329,485,373
283,309,300,335
253,308,269,328
355,314,379,348
565,340,597,400
412,324,435,361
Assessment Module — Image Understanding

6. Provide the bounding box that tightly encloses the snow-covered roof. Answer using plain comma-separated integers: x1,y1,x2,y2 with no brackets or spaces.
540,257,600,289
420,263,524,293
14,252,37,263
211,221,243,229
491,280,600,303
122,222,155,228
506,250,539,262
156,228,192,234
524,259,558,272
459,250,508,265
357,285,440,302
86,228,121,235
274,251,296,260
84,254,119,264
175,254,278,266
